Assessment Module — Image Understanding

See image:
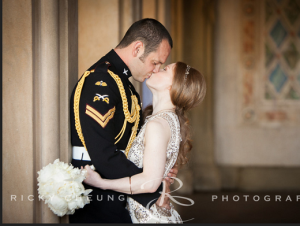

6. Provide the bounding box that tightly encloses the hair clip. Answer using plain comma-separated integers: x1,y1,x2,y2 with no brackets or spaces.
184,65,191,81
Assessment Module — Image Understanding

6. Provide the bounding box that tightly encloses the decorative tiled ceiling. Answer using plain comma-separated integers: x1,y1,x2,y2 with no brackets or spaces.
265,0,300,100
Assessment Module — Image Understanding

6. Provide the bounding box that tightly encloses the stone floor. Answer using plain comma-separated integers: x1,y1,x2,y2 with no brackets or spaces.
171,190,300,223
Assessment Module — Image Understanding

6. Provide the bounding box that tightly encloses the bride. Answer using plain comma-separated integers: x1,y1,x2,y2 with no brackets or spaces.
82,61,206,223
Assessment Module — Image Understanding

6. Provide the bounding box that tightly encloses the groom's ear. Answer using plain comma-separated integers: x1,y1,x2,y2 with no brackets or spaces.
132,41,144,57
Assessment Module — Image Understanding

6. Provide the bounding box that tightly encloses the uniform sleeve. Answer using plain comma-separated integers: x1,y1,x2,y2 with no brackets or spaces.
79,71,143,179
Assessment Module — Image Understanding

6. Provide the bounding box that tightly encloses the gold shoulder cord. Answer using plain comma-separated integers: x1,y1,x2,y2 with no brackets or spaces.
74,70,93,149
74,68,140,158
107,69,141,157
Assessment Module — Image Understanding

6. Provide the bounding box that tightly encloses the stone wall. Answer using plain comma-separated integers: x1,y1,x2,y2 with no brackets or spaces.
215,0,300,166
214,0,300,190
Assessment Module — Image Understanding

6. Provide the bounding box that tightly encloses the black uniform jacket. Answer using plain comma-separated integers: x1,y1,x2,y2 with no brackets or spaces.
69,50,163,223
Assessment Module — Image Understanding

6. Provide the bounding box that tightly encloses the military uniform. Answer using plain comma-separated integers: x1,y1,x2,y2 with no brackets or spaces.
69,50,163,223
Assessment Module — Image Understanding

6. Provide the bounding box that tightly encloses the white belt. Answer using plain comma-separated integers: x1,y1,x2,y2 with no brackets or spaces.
72,146,91,161
72,146,125,161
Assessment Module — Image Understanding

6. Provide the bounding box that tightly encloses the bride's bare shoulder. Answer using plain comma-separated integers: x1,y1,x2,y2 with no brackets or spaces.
145,117,170,137
144,118,171,148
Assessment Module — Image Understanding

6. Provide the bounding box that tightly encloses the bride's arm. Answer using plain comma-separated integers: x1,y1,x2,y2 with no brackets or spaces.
83,118,170,194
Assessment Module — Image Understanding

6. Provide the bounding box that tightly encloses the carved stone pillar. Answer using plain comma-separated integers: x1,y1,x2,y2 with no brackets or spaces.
3,0,78,223
3,0,35,222
171,0,221,194
33,0,78,223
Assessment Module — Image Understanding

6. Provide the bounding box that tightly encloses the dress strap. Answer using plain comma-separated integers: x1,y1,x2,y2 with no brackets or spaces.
145,110,175,121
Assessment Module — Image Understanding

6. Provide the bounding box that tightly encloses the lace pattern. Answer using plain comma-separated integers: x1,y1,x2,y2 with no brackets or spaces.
126,111,182,223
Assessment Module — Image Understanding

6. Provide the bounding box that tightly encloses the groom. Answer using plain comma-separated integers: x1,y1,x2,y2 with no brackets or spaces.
69,18,178,223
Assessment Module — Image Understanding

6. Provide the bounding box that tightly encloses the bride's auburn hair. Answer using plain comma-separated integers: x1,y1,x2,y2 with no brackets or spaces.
143,62,206,167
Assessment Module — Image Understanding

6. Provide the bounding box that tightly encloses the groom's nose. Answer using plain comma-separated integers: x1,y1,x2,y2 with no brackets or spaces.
153,65,160,73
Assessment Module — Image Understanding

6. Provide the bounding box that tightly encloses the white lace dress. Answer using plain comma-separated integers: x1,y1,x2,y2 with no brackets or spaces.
125,111,183,223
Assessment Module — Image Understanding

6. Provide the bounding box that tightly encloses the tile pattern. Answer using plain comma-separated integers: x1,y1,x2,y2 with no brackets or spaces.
265,0,300,100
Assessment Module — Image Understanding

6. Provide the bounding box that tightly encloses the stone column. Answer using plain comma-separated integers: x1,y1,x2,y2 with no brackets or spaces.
32,0,60,223
3,0,34,223
3,0,78,223
170,0,221,193
58,0,79,223
186,0,221,192
33,0,78,223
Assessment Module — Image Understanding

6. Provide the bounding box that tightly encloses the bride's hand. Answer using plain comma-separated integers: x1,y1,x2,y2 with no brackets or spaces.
81,165,105,189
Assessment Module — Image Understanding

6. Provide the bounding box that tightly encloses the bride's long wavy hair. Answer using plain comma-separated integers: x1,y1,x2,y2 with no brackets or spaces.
143,62,206,168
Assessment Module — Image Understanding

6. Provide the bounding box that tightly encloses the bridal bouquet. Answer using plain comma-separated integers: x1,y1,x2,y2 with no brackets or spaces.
37,159,95,217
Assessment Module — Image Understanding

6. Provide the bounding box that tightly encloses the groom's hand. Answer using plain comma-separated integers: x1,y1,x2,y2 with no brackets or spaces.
155,178,171,210
155,164,179,209
166,164,178,184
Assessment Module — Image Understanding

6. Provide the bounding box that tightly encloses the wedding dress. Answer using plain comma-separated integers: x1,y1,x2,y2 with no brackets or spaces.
126,111,183,223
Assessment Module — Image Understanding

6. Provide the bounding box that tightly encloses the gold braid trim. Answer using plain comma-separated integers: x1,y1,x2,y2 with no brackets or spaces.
74,70,91,149
107,69,141,157
85,105,116,128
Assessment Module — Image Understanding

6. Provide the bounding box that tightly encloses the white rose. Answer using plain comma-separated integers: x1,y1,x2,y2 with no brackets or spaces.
75,196,86,208
67,199,78,211
47,195,68,217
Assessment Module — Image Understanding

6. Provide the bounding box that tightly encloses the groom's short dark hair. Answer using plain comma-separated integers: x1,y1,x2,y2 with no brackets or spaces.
116,18,173,62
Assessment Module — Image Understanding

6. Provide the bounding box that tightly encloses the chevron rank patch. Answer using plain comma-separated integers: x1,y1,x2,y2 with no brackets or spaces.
95,81,107,86
85,105,116,128
93,94,109,104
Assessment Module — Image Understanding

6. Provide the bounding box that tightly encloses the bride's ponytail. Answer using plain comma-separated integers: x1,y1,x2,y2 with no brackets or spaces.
170,62,206,168
175,107,192,167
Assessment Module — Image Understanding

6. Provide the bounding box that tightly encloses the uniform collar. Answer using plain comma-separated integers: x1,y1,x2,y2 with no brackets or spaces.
106,49,132,79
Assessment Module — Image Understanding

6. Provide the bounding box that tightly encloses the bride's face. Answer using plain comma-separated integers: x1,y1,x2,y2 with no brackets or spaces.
146,63,176,91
